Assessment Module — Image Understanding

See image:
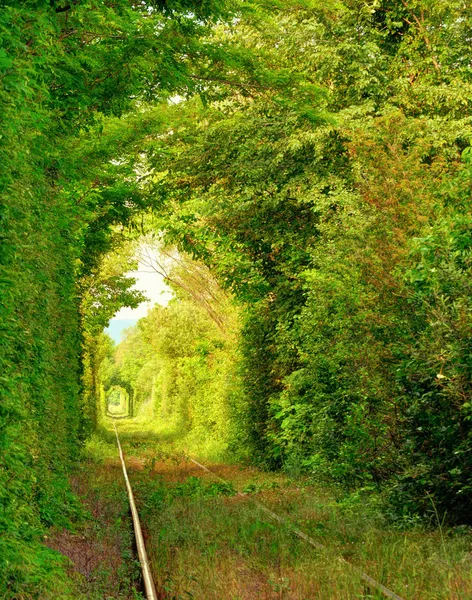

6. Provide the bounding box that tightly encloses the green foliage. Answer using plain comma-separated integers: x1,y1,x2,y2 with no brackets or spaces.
147,476,237,501
3,2,472,595
102,279,242,460
136,0,472,522
390,205,472,522
0,0,230,594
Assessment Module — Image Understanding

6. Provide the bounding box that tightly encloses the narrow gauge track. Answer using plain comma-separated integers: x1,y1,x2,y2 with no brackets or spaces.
114,423,405,600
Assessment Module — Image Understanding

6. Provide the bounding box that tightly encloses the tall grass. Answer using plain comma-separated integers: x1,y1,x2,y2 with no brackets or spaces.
96,424,472,600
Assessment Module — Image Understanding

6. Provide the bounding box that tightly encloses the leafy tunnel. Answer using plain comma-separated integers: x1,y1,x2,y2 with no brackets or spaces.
1,0,472,596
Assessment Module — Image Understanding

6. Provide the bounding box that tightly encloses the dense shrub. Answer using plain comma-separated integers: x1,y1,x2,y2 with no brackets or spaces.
0,0,228,593
141,0,472,522
103,292,241,460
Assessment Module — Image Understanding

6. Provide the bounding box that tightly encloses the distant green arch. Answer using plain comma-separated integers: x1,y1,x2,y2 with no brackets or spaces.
106,385,130,418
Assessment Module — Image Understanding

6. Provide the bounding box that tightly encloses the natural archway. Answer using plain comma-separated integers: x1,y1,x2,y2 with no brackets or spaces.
106,385,130,418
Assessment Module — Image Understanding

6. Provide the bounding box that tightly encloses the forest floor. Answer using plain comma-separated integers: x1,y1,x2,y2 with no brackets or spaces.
53,416,472,600
45,457,143,599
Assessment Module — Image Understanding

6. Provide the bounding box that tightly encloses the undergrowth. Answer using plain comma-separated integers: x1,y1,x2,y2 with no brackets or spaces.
96,425,472,599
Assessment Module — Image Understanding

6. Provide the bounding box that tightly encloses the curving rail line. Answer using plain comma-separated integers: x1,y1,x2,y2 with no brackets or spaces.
113,420,404,600
113,421,158,600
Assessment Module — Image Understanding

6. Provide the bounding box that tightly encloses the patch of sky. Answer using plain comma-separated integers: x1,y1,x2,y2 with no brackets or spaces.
106,244,173,344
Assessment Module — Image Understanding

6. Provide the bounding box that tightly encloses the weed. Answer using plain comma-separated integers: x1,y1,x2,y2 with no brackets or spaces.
89,423,472,599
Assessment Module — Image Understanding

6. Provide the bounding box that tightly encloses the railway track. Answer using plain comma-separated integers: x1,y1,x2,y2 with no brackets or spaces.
113,422,158,600
113,423,405,600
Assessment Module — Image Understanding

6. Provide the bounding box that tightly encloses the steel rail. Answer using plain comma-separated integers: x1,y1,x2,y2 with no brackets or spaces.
113,421,158,600
188,457,405,600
